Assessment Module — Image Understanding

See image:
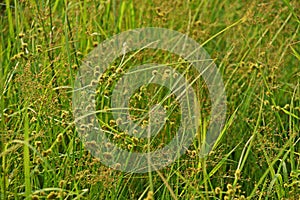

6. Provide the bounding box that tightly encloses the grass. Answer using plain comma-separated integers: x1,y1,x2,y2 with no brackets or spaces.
0,0,299,199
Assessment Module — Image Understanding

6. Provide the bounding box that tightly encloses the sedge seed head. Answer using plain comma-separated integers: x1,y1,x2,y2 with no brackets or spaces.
116,67,123,74
93,41,98,47
116,118,122,126
152,70,158,76
103,152,112,160
56,133,63,142
46,191,57,199
35,141,42,147
59,180,66,188
215,187,221,195
227,189,234,195
22,42,28,49
94,71,101,77
114,163,121,169
18,32,25,38
31,195,40,200
90,79,98,86
144,191,154,200
132,137,139,145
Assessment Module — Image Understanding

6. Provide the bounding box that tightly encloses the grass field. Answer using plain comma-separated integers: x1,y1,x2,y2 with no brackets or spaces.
0,0,300,199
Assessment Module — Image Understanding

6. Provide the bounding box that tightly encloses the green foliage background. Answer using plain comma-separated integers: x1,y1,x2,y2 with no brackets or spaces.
0,0,299,199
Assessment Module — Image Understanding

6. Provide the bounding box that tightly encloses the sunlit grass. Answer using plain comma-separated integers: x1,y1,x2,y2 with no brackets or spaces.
0,0,299,199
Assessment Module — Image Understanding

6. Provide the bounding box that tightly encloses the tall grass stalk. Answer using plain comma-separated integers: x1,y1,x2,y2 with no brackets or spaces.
23,107,31,199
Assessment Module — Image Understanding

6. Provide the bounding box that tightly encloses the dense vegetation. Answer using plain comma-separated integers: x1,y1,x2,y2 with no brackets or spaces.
0,0,299,199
